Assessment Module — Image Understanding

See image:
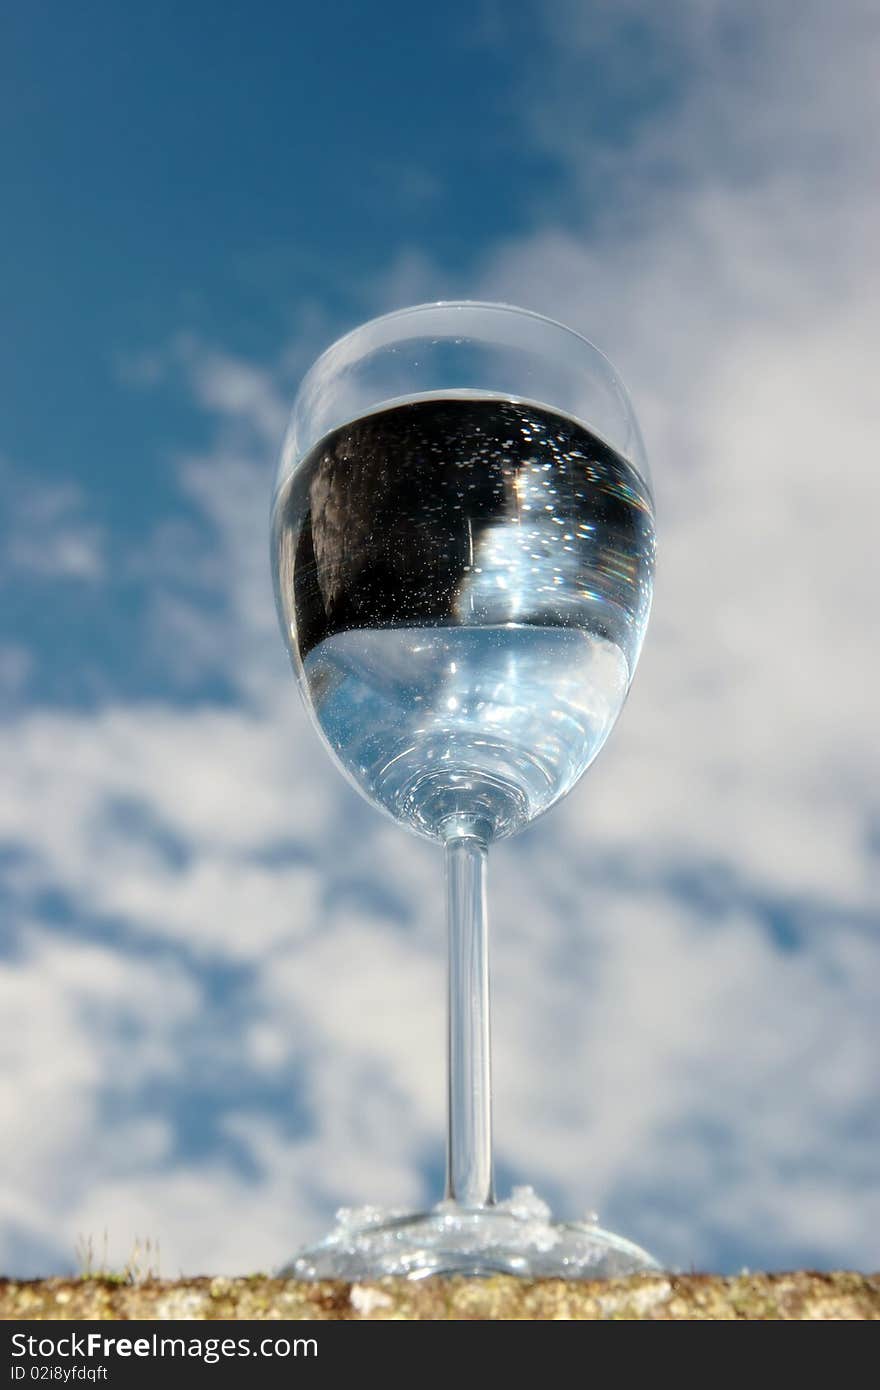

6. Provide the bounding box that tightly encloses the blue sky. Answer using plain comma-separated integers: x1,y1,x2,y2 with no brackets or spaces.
1,1,878,1277
1,0,648,707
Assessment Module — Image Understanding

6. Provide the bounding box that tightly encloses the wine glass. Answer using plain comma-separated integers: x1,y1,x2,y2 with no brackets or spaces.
271,302,657,1278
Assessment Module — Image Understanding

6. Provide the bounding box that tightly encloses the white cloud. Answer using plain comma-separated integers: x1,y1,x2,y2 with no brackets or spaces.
118,335,290,448
0,929,195,1272
173,337,289,448
0,644,31,700
488,860,879,1268
1,465,105,583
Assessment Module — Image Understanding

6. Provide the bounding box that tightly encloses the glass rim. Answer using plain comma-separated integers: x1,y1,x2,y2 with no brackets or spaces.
278,299,650,500
298,298,623,396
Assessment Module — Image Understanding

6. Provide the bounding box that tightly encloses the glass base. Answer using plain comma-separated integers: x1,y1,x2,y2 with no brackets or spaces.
280,1188,659,1280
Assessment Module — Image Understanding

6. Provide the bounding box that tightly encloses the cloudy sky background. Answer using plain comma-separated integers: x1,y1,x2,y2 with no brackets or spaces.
1,0,878,1276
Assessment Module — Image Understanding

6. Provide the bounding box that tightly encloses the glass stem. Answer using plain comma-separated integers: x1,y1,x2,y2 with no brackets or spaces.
444,831,494,1209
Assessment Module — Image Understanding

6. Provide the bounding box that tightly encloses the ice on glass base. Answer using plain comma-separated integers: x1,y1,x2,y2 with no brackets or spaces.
281,1188,658,1280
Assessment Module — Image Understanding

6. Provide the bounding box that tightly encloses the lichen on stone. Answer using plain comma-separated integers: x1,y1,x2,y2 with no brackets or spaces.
1,1272,878,1321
